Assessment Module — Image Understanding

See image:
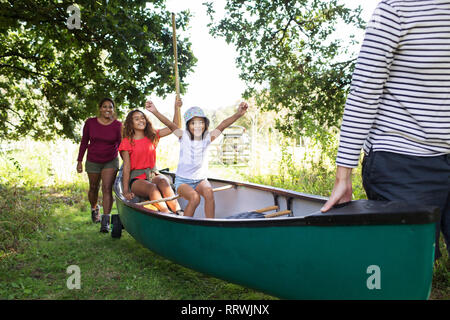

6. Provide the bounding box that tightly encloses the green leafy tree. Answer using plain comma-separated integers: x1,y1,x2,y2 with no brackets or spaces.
205,0,365,146
0,0,196,140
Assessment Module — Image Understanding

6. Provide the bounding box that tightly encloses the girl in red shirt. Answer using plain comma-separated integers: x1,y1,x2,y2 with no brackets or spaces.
119,98,182,214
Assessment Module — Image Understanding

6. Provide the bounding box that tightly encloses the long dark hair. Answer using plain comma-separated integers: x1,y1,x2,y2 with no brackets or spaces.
123,110,159,146
186,117,210,140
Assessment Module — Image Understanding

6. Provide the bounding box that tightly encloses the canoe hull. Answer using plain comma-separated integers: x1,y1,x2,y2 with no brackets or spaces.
115,196,436,300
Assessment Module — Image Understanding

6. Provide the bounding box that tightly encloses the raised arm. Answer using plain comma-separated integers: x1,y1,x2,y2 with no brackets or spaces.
145,100,182,138
173,96,182,128
211,102,248,142
147,98,182,138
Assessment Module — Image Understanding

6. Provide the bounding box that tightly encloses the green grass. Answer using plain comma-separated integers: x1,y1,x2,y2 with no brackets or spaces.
0,197,274,300
0,139,448,300
0,140,274,299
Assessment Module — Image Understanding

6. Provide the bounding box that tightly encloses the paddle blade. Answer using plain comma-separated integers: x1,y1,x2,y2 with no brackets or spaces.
226,211,265,219
226,209,292,219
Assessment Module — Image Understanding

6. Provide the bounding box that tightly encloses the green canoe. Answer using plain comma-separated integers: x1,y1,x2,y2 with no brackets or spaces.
112,170,439,300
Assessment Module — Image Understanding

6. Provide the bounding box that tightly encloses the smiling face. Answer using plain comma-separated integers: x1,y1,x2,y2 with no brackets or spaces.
99,99,114,120
123,109,158,143
188,117,206,138
131,111,147,131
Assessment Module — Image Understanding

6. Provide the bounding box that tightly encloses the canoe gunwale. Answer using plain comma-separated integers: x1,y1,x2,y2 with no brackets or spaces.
113,173,440,227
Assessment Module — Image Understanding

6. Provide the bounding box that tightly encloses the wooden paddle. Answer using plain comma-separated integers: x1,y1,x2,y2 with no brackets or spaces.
172,13,180,97
226,209,292,219
136,184,233,206
254,205,279,213
264,210,291,218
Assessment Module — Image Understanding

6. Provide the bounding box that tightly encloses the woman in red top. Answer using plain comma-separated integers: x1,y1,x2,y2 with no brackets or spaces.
77,98,122,232
119,98,182,214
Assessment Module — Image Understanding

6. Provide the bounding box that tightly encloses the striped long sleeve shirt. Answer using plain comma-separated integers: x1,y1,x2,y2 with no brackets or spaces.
336,0,450,168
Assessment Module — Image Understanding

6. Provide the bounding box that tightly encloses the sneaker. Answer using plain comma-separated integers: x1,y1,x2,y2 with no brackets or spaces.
100,214,110,233
91,205,101,223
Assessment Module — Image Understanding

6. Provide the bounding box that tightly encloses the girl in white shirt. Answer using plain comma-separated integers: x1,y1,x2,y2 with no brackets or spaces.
146,101,248,218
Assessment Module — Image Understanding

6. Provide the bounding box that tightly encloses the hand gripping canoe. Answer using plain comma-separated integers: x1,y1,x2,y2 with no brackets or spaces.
136,184,233,206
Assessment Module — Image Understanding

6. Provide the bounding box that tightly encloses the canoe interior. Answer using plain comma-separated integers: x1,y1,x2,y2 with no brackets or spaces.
116,169,326,219
114,169,439,226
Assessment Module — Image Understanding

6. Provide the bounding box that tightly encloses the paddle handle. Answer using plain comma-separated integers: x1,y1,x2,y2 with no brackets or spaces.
254,205,279,213
172,12,180,99
265,210,291,218
137,184,233,206
210,184,234,192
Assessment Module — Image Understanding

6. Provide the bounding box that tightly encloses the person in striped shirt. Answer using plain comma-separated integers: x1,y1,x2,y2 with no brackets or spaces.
321,0,450,260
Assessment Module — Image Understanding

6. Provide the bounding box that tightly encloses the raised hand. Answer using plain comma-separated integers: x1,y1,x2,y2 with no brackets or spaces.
237,102,248,117
175,97,182,109
145,100,157,114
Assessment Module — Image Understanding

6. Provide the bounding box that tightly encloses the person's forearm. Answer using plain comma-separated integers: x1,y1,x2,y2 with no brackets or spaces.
122,174,130,193
153,110,179,132
217,112,240,132
173,103,181,128
77,122,90,162
335,165,353,181
122,160,131,193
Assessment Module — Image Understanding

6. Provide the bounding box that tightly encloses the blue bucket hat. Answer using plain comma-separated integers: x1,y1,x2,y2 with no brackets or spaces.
184,106,207,123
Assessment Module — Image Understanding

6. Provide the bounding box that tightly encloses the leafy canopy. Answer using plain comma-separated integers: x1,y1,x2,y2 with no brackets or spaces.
0,0,196,140
205,0,365,144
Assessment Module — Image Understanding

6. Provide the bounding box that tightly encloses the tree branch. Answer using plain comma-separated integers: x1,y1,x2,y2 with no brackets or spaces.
271,14,295,48
0,51,45,62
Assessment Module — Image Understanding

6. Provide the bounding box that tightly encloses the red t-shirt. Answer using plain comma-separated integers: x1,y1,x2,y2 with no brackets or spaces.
118,132,160,180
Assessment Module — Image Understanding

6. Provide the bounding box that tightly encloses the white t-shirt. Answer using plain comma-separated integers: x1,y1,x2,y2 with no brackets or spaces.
175,130,212,180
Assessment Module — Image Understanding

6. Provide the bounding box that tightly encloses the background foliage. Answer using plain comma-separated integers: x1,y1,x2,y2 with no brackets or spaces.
205,0,365,147
0,0,196,140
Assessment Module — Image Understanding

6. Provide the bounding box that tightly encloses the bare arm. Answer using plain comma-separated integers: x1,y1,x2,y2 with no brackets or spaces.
149,98,182,138
173,96,181,128
76,120,90,173
211,102,248,142
121,150,135,200
146,100,182,138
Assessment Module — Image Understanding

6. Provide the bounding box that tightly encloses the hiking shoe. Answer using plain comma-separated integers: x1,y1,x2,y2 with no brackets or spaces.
91,206,101,223
100,214,110,233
